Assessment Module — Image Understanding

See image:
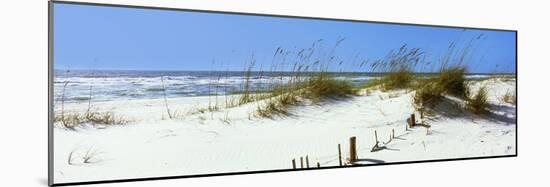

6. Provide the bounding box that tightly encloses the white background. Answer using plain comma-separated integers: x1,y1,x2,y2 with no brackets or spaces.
0,0,548,186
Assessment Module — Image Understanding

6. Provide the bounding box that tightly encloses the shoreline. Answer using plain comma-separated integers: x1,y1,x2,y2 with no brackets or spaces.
52,73,515,104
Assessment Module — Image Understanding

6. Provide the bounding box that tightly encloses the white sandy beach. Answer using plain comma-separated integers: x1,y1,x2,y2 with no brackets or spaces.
53,78,516,183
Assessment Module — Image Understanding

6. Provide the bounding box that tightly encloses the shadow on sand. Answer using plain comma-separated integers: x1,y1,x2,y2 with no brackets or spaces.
353,158,386,165
426,96,516,125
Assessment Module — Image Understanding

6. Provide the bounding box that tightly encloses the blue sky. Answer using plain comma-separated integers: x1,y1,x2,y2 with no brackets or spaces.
53,3,516,73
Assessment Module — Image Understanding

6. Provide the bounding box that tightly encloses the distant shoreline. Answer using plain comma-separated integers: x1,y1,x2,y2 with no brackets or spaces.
53,69,516,76
52,72,513,103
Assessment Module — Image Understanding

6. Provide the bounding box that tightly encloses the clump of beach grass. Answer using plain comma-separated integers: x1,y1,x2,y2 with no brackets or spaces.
431,37,487,98
302,72,353,101
55,69,129,129
256,72,354,118
413,81,444,108
55,111,129,129
414,65,469,110
502,90,516,105
466,86,489,114
413,66,469,111
434,66,469,98
368,45,423,90
382,68,414,90
252,39,355,118
411,37,485,112
256,95,293,118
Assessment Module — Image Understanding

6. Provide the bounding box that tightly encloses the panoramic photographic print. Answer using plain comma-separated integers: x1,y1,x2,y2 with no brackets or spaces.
50,2,517,184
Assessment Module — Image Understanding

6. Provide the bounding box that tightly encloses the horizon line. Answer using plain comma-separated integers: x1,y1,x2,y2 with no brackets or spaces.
53,68,516,75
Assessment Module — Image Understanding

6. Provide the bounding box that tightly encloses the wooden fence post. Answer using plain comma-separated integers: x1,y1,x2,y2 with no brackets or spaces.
317,162,320,168
349,136,357,163
300,157,304,169
306,155,310,168
374,130,379,144
411,113,415,127
292,159,296,169
392,128,395,139
338,144,342,166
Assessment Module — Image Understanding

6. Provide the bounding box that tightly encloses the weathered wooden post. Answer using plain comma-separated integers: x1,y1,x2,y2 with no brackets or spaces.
317,162,320,168
338,144,343,166
300,157,304,169
292,159,296,169
392,128,395,139
411,113,416,127
306,155,310,168
349,136,357,163
374,130,379,144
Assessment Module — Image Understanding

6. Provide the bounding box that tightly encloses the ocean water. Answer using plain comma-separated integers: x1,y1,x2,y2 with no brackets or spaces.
53,70,494,103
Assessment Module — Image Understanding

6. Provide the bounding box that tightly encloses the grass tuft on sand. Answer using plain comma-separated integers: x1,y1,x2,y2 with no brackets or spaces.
434,66,469,98
256,72,354,118
303,73,353,101
55,111,129,129
502,90,516,105
413,81,444,108
466,86,489,114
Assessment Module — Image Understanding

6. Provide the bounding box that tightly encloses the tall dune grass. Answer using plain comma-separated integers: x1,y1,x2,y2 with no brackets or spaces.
413,37,484,109
215,39,355,118
466,86,488,114
368,45,424,90
164,35,489,119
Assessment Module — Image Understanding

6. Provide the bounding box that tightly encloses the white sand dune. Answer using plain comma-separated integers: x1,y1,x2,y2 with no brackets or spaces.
53,78,516,183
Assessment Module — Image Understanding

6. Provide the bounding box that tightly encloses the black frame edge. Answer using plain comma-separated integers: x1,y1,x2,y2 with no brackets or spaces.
52,155,516,186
